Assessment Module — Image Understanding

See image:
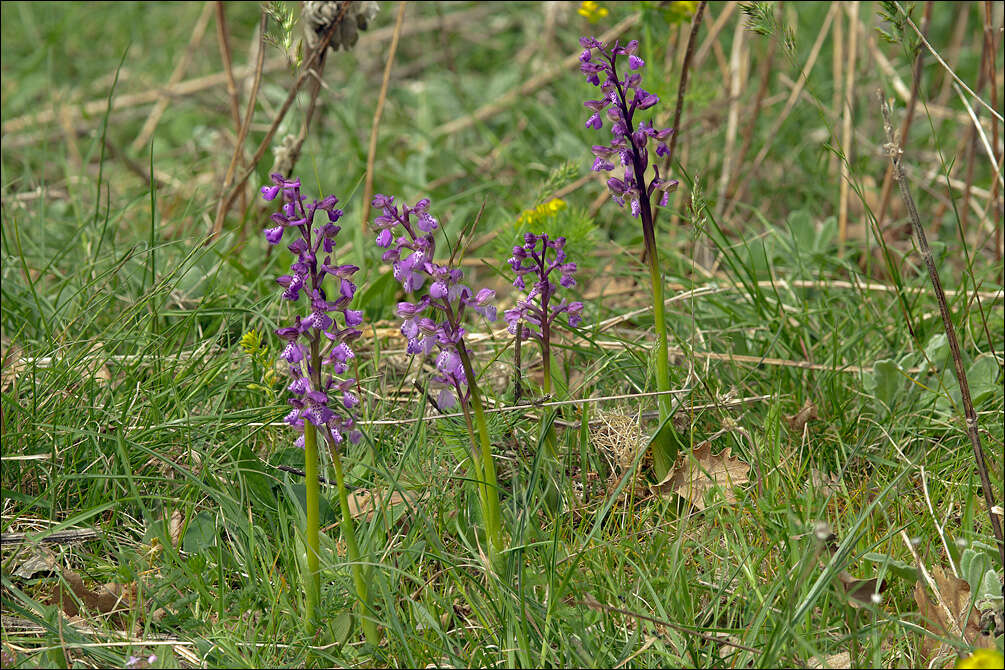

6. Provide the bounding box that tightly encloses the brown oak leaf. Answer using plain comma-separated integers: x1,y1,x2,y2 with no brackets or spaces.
914,566,995,667
651,442,752,510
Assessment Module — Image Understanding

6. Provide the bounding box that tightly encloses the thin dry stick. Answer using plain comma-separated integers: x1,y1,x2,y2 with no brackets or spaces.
837,1,859,252
728,33,776,197
723,4,835,222
211,11,267,238
214,1,243,132
212,5,349,236
361,1,408,235
213,1,247,217
277,52,327,179
934,5,970,110
659,0,706,240
874,1,931,235
984,3,1003,267
663,0,707,177
880,93,1004,566
894,1,1002,123
831,0,843,180
130,1,214,153
714,17,745,221
693,1,735,69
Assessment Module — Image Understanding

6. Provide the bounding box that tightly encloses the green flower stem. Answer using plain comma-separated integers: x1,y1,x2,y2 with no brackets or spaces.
331,445,380,646
456,344,504,558
609,55,683,479
538,345,561,512
456,387,490,531
302,422,321,633
539,332,559,462
645,240,678,478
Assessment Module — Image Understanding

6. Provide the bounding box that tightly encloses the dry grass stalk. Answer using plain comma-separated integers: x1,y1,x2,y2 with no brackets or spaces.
214,1,243,132
831,4,843,180
212,3,352,238
723,4,835,222
212,10,268,238
728,32,776,201
662,0,707,182
693,1,736,70
714,18,745,221
880,93,1004,565
837,1,859,252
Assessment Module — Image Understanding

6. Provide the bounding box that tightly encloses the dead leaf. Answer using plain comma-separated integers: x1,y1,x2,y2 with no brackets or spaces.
785,399,818,433
914,566,995,667
652,442,751,510
11,545,58,580
344,489,419,523
1,342,25,392
169,509,184,548
49,569,135,620
836,571,885,609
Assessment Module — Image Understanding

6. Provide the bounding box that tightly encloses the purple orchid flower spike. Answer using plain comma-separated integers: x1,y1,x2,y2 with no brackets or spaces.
504,233,584,343
579,36,685,478
262,173,363,448
371,194,497,410
371,194,505,556
579,37,678,216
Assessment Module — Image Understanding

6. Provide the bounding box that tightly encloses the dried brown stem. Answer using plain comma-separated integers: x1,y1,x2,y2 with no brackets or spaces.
693,1,735,69
361,1,408,236
723,4,835,222
982,1,1002,265
879,92,1004,567
875,2,931,236
837,1,859,252
277,52,326,180
214,1,242,132
212,10,268,238
212,4,348,238
662,0,707,178
728,33,776,198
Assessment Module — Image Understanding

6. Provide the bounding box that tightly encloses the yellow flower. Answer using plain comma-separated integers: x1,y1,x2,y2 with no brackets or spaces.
957,649,1005,669
578,1,608,23
240,329,261,356
516,198,567,227
665,1,698,24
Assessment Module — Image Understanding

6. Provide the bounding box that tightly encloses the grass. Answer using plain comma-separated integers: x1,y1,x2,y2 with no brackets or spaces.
2,1,1003,668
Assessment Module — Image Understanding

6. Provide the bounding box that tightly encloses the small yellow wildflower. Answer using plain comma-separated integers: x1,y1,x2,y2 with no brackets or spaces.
240,329,262,356
665,1,698,24
517,198,567,227
957,649,1004,669
578,1,608,24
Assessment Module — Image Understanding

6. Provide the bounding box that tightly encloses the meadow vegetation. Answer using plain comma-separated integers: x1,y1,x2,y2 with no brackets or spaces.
1,2,1002,667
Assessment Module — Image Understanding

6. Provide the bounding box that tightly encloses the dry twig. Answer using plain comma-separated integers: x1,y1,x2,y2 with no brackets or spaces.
880,92,1004,565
